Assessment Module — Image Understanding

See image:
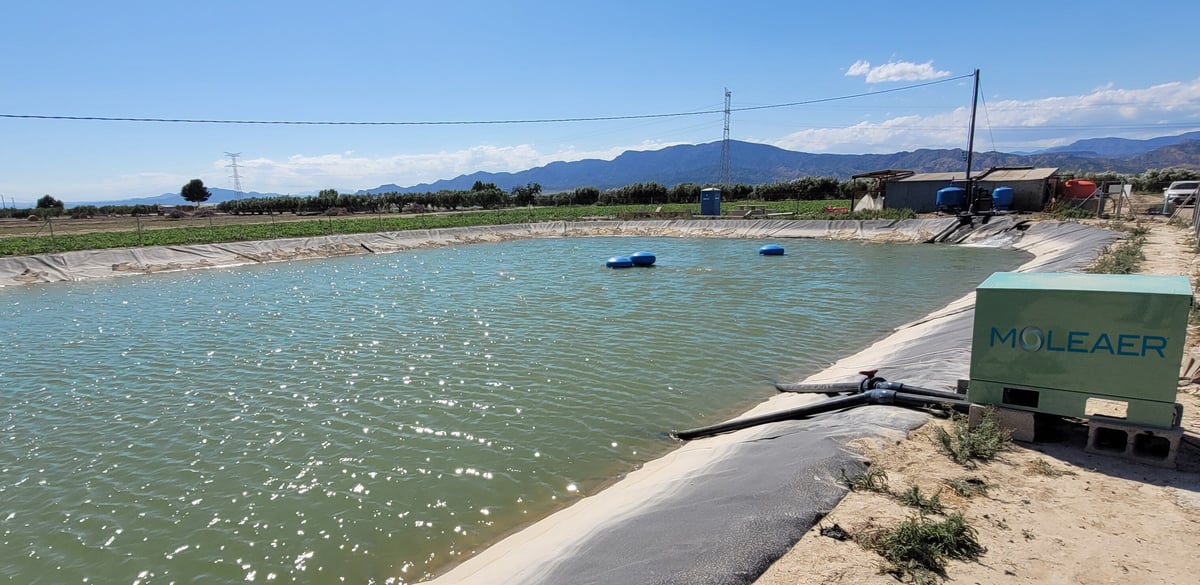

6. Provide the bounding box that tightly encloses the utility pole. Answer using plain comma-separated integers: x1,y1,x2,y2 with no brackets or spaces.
718,88,732,188
226,152,245,199
965,69,980,214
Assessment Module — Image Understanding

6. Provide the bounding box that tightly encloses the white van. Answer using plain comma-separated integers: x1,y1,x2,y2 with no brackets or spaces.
1165,181,1200,206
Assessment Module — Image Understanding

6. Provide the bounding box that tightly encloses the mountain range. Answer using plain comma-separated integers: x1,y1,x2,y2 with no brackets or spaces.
357,133,1200,195
58,132,1200,207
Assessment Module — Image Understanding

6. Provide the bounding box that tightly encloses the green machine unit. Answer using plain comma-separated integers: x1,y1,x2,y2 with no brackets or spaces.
968,272,1192,429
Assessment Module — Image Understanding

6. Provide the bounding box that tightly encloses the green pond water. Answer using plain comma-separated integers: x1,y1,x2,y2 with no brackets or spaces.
0,236,1026,584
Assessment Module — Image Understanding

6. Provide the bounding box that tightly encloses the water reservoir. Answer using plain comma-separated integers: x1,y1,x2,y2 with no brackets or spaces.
0,236,1025,583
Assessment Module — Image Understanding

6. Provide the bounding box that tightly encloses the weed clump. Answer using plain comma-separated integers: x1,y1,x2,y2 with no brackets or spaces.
935,409,1011,466
862,513,985,585
897,485,945,515
1086,224,1147,274
839,466,889,493
1048,205,1095,220
1026,459,1077,477
942,476,989,498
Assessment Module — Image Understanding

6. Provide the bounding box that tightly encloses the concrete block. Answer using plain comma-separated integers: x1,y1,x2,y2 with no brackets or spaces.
1085,417,1182,469
969,403,1036,442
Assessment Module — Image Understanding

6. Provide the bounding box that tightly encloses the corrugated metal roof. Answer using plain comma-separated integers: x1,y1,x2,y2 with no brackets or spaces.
895,172,971,183
852,169,915,180
978,167,1059,181
892,167,1059,183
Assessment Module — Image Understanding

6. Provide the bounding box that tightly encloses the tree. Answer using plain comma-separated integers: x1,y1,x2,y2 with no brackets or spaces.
36,194,64,209
511,182,542,206
181,179,212,204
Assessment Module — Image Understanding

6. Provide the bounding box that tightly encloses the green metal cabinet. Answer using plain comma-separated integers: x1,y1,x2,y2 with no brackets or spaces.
968,272,1192,428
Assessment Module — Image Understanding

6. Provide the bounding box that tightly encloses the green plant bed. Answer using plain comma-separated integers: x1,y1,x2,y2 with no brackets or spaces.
2,201,875,257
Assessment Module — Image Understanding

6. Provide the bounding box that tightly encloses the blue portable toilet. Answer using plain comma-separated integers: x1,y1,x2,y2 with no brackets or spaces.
700,188,722,216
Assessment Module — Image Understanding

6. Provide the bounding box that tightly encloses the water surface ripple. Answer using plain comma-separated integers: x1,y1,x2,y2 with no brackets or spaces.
0,237,1024,584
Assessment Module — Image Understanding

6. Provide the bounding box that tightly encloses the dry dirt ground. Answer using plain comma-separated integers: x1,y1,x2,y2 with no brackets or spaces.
756,211,1200,585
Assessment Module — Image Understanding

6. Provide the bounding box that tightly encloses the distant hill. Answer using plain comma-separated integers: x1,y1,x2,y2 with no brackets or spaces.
1037,131,1200,157
357,138,1200,195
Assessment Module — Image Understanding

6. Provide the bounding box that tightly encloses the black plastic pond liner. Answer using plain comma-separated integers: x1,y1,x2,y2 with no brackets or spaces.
673,389,969,441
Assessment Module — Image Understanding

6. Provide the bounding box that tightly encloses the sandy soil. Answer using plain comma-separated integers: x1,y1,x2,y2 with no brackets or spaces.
756,211,1200,585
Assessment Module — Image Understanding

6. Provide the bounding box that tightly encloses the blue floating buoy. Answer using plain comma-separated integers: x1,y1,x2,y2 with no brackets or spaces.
606,255,634,268
630,251,656,266
758,244,785,256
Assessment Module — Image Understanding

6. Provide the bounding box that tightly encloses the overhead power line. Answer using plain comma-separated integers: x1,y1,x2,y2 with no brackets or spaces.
0,75,973,127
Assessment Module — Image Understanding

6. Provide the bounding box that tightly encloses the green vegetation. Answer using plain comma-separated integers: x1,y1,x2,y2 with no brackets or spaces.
807,208,916,220
897,485,945,515
1086,224,1148,274
934,409,1011,467
942,476,989,498
1049,206,1096,220
36,194,65,210
862,513,985,585
839,430,998,582
1072,167,1199,192
181,178,212,204
840,466,890,493
0,198,902,257
1026,459,1076,477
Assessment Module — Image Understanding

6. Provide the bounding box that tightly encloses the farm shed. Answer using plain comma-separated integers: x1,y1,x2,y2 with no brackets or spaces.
974,167,1060,211
883,167,1059,213
884,172,968,213
850,169,914,211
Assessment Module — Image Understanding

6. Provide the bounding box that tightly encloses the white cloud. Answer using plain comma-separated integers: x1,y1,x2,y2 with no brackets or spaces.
845,60,871,77
845,59,952,83
195,141,683,196
772,78,1200,153
49,139,685,202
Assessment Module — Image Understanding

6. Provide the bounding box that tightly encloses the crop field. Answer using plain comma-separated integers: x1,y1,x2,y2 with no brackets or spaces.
0,200,890,257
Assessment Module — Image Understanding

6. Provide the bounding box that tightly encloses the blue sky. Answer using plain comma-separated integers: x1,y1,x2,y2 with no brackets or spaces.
2,0,1198,204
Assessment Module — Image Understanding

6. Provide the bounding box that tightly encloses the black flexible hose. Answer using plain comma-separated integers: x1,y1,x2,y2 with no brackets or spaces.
871,381,966,402
673,389,970,441
672,393,869,441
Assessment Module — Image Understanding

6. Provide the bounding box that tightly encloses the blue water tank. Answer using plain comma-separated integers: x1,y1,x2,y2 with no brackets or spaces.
936,186,967,210
606,256,634,268
700,188,722,216
758,244,785,256
992,186,1014,211
630,251,656,266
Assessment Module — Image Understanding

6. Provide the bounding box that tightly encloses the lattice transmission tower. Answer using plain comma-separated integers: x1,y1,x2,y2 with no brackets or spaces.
718,89,732,188
225,152,245,199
